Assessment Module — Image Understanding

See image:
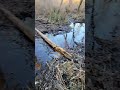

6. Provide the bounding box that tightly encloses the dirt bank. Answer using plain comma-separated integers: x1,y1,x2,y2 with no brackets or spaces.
86,0,120,89
35,19,71,34
0,0,34,89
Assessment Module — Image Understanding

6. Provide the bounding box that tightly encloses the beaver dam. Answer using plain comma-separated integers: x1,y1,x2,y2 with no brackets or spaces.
35,22,85,90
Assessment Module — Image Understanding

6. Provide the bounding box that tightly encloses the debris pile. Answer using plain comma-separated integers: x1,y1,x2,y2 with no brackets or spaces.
35,45,85,90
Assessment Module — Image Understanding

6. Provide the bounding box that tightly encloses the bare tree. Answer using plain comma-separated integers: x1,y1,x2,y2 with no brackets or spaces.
78,0,83,12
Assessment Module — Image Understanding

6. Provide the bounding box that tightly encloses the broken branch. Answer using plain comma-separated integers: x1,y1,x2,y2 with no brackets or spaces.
0,5,34,42
35,28,72,60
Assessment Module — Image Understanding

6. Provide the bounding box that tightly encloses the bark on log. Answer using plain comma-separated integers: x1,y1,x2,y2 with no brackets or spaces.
0,5,72,60
35,28,72,60
0,5,34,42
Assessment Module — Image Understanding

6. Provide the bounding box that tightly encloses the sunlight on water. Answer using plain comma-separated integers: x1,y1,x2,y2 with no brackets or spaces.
35,23,85,63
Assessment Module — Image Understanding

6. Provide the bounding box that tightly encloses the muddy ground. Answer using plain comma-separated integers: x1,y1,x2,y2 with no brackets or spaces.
0,0,34,89
35,14,84,36
35,19,71,34
35,16,85,90
85,0,120,89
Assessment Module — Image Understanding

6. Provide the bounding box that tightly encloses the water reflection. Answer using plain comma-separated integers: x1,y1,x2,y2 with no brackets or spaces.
35,23,85,64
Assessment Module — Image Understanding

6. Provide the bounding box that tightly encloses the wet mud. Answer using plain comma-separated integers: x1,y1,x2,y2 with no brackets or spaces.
0,0,34,89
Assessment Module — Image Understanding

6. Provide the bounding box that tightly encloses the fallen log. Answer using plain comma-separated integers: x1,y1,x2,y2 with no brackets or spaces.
0,5,72,60
35,28,72,60
0,5,34,42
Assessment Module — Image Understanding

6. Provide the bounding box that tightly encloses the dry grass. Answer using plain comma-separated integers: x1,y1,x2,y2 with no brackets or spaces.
35,0,85,23
35,58,85,90
35,0,84,14
35,44,85,90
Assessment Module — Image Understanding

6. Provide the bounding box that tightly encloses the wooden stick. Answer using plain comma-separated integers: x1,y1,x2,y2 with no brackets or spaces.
0,5,34,42
0,5,72,60
35,28,72,60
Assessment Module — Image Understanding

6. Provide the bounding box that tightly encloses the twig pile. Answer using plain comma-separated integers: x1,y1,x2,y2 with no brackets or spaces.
35,46,85,90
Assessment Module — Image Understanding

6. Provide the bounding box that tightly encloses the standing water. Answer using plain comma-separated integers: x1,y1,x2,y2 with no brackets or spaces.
35,23,85,64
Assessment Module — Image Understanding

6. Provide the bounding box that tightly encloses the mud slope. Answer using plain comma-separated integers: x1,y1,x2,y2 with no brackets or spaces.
0,0,34,89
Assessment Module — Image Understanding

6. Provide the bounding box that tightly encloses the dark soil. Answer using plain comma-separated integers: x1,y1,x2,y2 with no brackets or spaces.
35,19,71,34
0,0,34,89
86,0,120,90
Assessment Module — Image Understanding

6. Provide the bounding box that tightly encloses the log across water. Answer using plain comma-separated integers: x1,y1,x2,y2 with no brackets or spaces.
0,5,72,60
35,23,85,63
35,28,73,60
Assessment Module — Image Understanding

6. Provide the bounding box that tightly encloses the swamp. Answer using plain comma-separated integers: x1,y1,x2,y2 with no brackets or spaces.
35,0,85,90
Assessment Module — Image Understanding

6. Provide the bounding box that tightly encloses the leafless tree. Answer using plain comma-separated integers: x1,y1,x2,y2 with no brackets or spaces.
78,0,83,11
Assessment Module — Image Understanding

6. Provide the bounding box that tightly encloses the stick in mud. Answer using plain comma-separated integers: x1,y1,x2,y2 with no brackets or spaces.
35,28,73,60
0,5,34,42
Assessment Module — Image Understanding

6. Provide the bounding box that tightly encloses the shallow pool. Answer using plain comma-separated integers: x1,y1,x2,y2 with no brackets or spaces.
35,23,85,64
